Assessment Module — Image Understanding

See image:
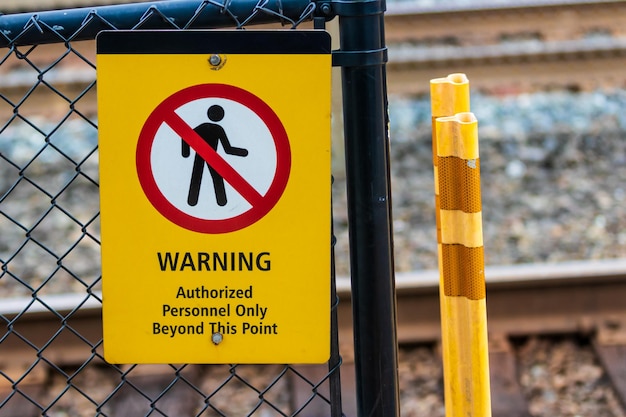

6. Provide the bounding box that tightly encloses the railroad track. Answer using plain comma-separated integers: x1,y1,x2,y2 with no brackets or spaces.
2,258,626,415
385,0,626,94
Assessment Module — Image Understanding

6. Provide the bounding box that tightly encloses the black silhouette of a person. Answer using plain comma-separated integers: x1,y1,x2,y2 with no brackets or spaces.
182,105,248,207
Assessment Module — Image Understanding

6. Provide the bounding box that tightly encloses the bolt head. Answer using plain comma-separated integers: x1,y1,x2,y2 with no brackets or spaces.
212,332,223,345
209,54,222,66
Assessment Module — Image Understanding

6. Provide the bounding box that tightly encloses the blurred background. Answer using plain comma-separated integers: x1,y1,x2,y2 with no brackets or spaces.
1,1,625,416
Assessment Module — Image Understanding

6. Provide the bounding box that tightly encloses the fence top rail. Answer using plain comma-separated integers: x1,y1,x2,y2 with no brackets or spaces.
2,0,155,14
0,0,317,47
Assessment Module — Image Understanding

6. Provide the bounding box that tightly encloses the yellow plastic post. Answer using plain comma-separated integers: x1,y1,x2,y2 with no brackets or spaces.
430,74,492,417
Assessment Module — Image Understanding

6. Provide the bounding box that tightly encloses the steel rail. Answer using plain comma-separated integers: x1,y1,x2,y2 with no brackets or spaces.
336,258,626,346
386,48,626,94
2,258,625,362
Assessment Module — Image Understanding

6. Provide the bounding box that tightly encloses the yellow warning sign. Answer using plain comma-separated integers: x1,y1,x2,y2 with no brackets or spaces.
97,30,332,364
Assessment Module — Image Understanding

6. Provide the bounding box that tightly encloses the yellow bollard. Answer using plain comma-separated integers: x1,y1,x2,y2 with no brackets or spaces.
430,74,492,417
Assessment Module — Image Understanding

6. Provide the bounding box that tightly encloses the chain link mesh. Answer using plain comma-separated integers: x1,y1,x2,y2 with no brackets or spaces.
0,1,344,416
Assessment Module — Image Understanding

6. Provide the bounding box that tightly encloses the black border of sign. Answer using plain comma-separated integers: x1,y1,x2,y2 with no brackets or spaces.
96,30,331,55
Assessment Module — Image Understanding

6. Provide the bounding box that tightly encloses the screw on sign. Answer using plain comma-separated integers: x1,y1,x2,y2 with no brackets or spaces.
136,83,291,234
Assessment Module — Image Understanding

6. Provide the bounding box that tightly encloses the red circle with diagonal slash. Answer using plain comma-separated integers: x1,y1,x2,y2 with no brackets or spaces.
136,84,291,234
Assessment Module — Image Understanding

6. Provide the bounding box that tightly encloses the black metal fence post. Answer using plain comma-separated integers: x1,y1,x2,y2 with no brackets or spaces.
331,0,401,414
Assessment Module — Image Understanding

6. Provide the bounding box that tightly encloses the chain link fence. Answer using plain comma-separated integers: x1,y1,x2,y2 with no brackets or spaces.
0,1,347,416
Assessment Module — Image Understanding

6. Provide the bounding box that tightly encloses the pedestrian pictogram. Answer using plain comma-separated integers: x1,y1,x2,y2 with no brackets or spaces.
183,104,248,207
136,83,291,234
97,30,331,365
